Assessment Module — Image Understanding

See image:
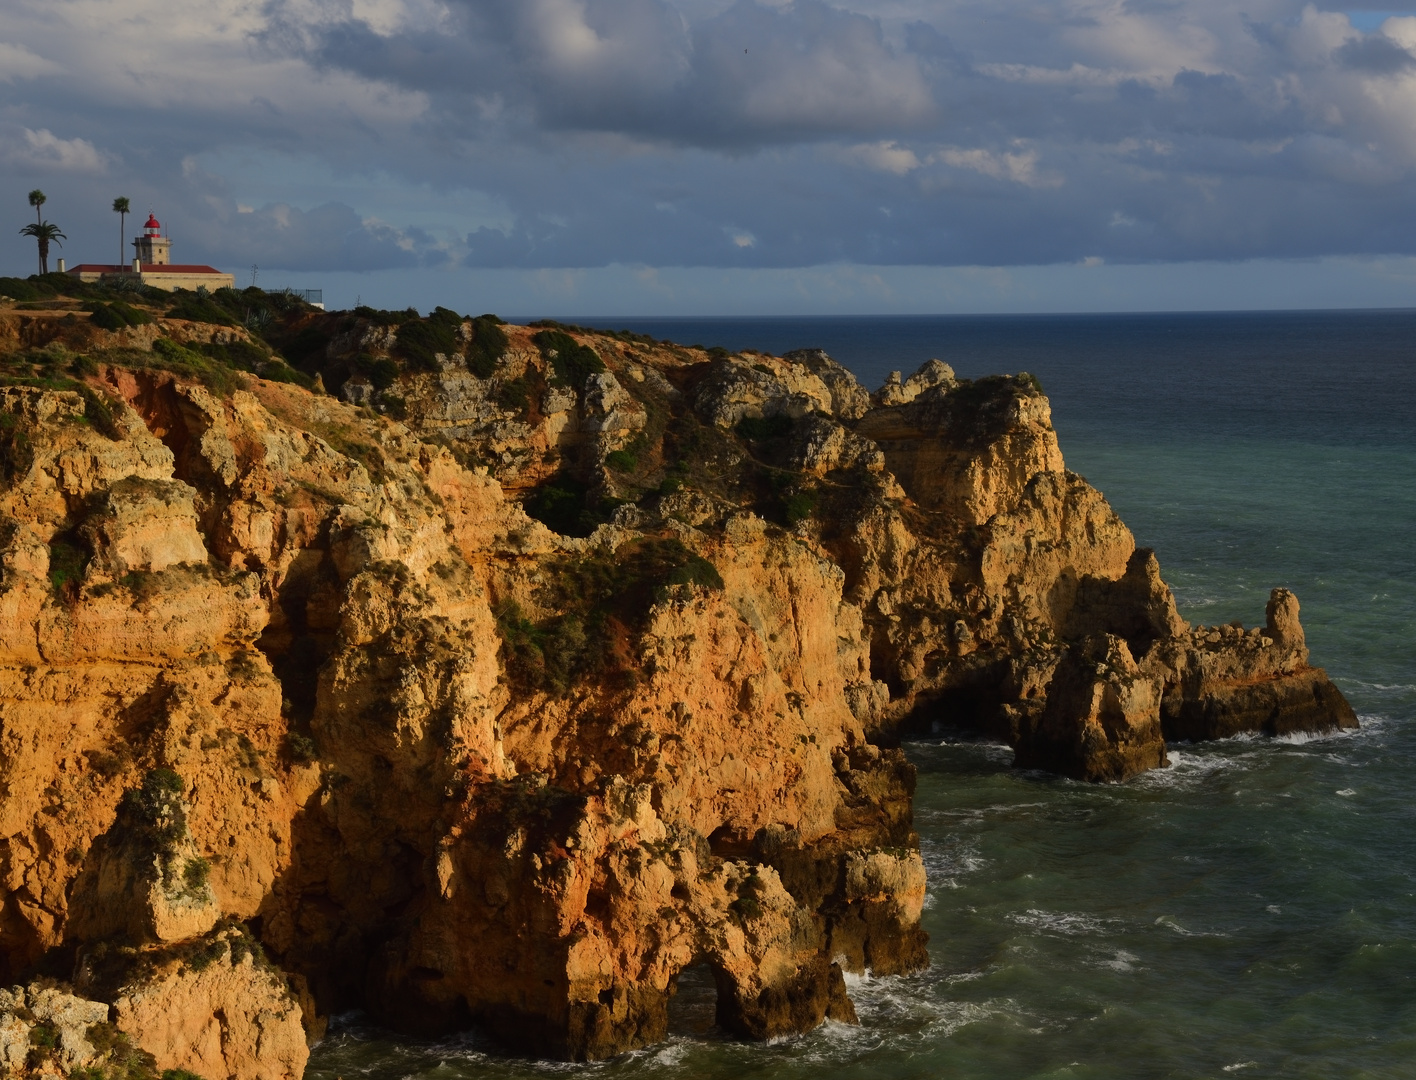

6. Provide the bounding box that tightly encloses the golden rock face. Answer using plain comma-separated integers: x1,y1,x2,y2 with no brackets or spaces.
0,319,1354,1074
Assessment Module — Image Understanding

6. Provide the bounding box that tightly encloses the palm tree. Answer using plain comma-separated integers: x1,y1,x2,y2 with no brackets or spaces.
113,196,131,268
20,221,65,276
26,190,46,273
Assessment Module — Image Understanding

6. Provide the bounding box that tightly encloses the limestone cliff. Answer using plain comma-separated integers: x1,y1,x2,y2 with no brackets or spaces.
0,299,1355,1075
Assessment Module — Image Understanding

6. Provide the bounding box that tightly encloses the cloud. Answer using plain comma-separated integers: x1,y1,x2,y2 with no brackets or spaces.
0,41,61,81
6,0,1416,280
836,141,923,174
179,199,445,272
934,146,1062,188
2,128,108,174
292,0,934,147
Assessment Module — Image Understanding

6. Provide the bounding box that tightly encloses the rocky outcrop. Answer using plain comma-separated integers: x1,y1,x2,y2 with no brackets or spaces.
1013,634,1167,782
1145,589,1358,741
89,927,309,1080
0,316,1356,1072
0,983,110,1076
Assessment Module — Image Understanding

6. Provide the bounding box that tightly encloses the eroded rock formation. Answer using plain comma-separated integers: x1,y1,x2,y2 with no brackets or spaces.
0,311,1355,1075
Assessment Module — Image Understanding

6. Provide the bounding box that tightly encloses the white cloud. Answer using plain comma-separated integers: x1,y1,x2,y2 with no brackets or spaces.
839,141,922,174
4,128,108,173
934,146,1062,188
0,41,61,80
1384,17,1416,52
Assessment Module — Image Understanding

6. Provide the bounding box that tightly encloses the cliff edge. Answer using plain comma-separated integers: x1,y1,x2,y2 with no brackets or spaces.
0,295,1355,1074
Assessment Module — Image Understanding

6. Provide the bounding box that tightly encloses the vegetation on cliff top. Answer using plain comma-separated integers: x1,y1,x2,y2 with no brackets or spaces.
496,537,723,693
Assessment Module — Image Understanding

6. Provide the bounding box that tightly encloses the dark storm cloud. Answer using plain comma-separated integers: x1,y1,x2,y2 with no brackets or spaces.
284,0,936,148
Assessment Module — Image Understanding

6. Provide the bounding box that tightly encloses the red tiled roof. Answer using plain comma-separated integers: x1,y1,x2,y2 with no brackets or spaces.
140,265,230,274
69,264,230,274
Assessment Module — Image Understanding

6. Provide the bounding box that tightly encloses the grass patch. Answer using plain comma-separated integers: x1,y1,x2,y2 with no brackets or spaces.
146,338,240,395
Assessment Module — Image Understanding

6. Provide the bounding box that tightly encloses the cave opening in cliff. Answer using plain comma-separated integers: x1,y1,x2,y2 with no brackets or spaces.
666,961,722,1039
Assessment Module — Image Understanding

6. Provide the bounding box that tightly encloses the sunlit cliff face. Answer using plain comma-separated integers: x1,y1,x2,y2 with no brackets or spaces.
0,300,1354,1072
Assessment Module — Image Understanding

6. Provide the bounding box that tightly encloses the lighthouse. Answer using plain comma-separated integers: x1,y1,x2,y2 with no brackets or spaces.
68,208,235,291
133,213,172,266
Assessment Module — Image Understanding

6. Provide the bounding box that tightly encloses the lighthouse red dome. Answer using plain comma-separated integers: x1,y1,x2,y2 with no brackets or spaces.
143,214,161,231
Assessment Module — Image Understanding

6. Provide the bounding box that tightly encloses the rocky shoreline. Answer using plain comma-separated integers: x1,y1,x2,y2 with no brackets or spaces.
0,299,1354,1077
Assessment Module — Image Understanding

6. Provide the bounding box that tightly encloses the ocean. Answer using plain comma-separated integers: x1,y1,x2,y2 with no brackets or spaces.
307,311,1416,1080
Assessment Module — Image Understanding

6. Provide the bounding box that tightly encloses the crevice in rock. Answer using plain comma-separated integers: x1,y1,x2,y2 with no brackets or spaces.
255,548,340,728
666,961,721,1040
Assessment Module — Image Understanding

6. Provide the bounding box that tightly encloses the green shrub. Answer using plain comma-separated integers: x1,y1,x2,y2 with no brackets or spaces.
81,1022,166,1080
49,536,88,596
496,374,533,412
395,306,462,371
149,338,239,396
781,488,818,526
85,303,127,331
285,733,318,763
182,856,210,894
0,276,48,301
259,361,314,389
735,414,795,441
532,329,605,388
112,301,152,326
0,411,32,480
167,295,236,327
369,357,400,390
663,551,724,590
524,474,612,537
354,304,416,326
495,601,590,696
79,386,122,440
494,538,723,692
198,339,268,371
119,769,188,885
729,896,762,921
604,449,637,472
466,314,509,377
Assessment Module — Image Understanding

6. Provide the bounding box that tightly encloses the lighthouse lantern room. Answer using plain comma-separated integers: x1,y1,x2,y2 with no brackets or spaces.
134,213,172,267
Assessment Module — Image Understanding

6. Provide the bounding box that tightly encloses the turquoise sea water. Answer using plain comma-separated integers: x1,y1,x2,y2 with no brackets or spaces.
308,312,1416,1080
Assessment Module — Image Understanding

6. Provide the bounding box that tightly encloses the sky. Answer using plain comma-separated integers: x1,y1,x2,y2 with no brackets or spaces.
4,0,1416,315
